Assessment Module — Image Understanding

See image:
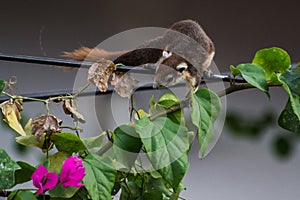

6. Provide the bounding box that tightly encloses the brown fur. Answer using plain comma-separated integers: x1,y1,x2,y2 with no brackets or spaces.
63,20,215,87
62,47,126,62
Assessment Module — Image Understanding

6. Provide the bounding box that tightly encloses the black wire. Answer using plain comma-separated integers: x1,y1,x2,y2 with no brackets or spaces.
0,52,254,103
0,52,153,73
0,75,245,103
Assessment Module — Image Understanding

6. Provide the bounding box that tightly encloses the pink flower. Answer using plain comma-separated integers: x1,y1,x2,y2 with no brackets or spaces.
31,165,58,194
60,155,85,188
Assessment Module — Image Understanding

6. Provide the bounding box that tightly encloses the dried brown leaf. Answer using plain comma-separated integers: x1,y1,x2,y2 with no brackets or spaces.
63,99,86,123
111,72,139,98
88,58,116,92
110,71,125,86
32,115,62,141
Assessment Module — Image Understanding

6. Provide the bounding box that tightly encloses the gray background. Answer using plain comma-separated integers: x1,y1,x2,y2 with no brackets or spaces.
0,0,300,199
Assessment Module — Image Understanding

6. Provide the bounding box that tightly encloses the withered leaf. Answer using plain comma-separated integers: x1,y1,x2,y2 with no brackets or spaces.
63,98,86,123
0,99,26,136
17,118,55,152
110,71,125,86
88,58,116,92
32,115,62,141
111,72,139,98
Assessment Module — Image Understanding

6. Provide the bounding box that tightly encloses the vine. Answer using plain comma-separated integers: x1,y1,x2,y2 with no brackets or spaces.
0,47,299,199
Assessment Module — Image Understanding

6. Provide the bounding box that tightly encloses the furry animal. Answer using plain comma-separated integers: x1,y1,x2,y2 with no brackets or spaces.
63,19,215,88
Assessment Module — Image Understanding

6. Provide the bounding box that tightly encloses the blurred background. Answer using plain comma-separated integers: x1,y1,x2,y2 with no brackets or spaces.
0,0,300,199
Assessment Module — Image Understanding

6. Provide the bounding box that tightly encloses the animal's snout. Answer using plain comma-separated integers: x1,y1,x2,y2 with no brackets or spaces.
153,81,160,89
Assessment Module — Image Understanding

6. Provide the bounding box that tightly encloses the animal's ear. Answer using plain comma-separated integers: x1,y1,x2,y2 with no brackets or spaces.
162,50,172,58
176,62,188,72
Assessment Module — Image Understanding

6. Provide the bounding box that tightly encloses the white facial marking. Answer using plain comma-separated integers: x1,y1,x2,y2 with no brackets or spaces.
176,62,188,71
162,50,172,58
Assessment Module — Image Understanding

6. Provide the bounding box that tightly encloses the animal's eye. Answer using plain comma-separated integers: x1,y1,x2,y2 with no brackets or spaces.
176,62,188,73
166,74,175,83
162,50,172,58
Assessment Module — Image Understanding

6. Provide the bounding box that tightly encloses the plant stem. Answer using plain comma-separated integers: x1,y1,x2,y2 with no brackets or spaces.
74,83,91,98
150,82,283,121
60,126,78,131
216,83,255,97
49,95,73,101
217,83,282,97
149,98,190,121
2,92,47,103
74,121,81,138
129,94,141,121
45,100,50,114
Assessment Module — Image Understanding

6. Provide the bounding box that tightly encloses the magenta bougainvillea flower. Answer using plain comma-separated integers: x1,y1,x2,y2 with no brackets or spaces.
31,165,59,194
60,155,86,188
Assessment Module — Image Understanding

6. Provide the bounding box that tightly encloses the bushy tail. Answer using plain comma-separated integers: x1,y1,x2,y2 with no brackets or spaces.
62,47,127,62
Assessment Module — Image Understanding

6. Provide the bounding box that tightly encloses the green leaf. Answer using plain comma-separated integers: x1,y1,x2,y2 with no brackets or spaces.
252,47,291,79
150,93,184,125
83,154,117,200
23,119,32,136
0,80,6,95
113,124,143,169
149,95,155,108
8,190,36,200
236,63,269,97
136,117,189,190
123,174,172,199
73,187,89,200
230,65,241,76
111,171,123,195
0,101,26,136
120,181,141,200
51,132,87,154
14,161,35,186
15,134,44,149
278,99,300,134
50,188,89,200
191,88,221,157
281,64,300,96
134,109,149,120
143,191,163,200
0,148,21,189
272,136,293,159
82,132,106,154
157,93,180,103
48,151,69,174
49,183,79,198
278,75,300,120
144,176,172,198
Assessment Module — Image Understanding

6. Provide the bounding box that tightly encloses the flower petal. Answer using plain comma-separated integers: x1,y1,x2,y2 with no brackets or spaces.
31,165,48,189
60,156,74,181
36,187,45,194
60,155,86,188
43,172,59,191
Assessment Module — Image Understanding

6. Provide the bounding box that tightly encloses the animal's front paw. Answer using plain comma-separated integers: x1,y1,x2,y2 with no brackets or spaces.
203,69,213,78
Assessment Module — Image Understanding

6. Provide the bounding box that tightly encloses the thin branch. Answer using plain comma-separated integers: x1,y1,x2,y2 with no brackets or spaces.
217,83,283,97
2,91,47,103
149,98,190,121
216,83,255,97
150,82,283,121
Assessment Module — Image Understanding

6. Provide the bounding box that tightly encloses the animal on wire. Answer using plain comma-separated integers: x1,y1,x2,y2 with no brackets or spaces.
64,19,215,89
